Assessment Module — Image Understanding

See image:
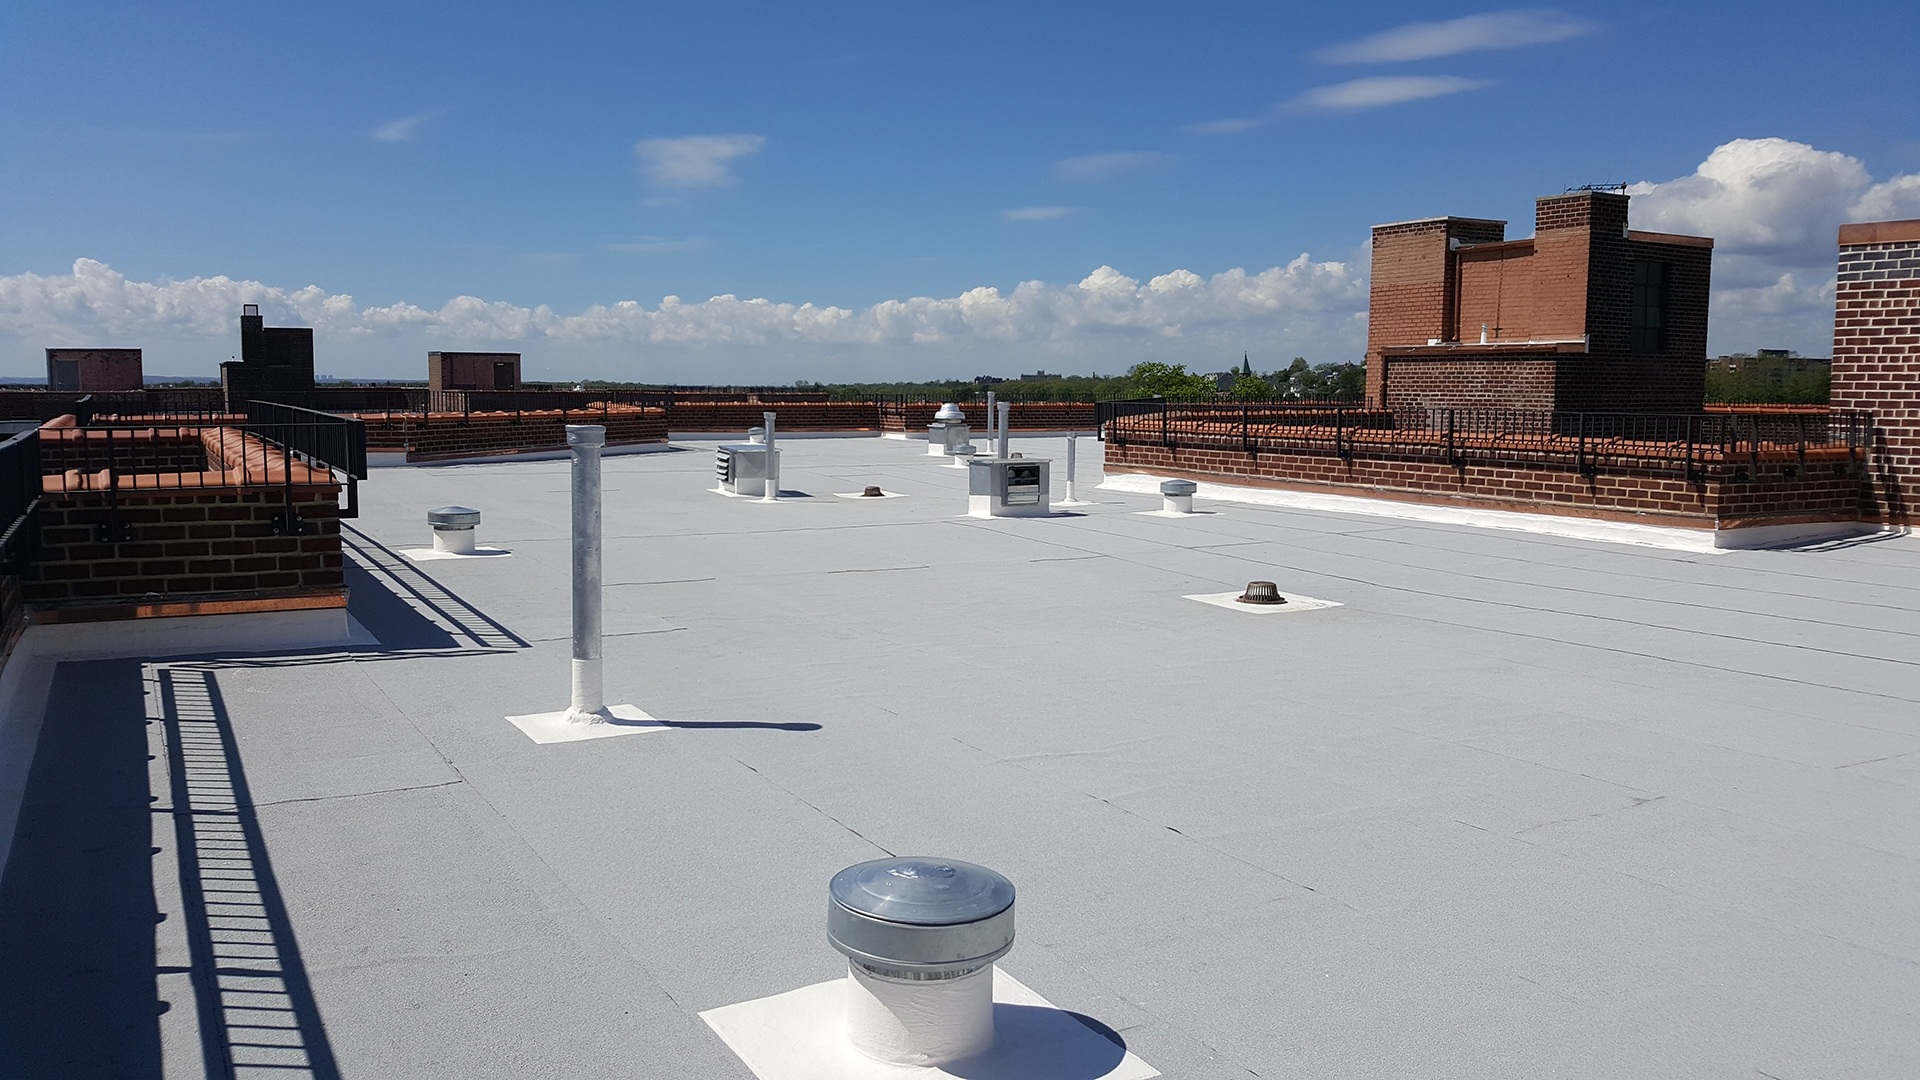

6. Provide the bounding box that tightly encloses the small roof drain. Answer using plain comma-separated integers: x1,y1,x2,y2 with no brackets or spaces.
1238,581,1286,605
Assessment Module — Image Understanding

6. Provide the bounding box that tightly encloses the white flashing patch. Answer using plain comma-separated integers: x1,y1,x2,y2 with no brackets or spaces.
399,546,513,562
832,491,909,500
711,487,801,501
1185,590,1342,614
1100,473,1727,553
505,704,673,744
701,967,1158,1080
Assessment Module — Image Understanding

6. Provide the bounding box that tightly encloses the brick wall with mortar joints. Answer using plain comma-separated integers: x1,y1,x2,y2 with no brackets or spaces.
24,485,344,605
1104,438,1866,527
358,407,668,456
1379,355,1559,411
1832,235,1920,520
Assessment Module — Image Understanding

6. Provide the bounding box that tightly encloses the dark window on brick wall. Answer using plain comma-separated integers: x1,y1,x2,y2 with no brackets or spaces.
1631,261,1667,353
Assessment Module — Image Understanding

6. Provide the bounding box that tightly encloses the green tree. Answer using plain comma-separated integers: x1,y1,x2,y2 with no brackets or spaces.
1228,372,1272,400
1123,361,1218,402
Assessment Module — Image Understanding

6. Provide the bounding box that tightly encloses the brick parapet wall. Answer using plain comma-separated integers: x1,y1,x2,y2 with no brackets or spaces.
1832,230,1920,521
666,402,882,432
24,484,344,606
1104,439,1866,529
877,402,1099,433
356,406,668,460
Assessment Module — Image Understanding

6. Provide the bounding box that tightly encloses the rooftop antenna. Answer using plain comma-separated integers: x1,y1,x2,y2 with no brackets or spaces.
1566,183,1629,195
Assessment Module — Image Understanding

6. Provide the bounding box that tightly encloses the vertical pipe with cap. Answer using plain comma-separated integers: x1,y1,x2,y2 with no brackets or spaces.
997,402,1010,460
1064,434,1077,502
761,411,778,502
567,424,606,721
985,391,996,451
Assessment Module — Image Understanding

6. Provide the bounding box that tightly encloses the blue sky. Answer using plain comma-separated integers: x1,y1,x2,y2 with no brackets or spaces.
3,2,1917,382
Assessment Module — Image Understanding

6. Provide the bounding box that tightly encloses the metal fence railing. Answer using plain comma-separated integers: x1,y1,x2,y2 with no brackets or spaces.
0,429,41,572
244,402,368,524
1098,400,1871,481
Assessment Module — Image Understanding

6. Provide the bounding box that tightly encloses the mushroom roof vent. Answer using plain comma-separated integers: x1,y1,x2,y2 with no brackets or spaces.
427,506,482,528
828,857,1016,972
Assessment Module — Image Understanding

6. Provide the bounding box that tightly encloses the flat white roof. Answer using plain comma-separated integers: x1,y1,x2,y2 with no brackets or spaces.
2,434,1916,1078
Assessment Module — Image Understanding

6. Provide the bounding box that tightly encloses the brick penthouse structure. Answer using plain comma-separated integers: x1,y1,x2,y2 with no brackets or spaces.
428,351,521,392
45,348,143,392
1833,219,1920,521
221,304,316,406
1366,190,1713,414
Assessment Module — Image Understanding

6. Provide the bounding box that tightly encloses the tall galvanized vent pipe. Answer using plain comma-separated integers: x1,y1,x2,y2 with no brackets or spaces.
567,424,606,722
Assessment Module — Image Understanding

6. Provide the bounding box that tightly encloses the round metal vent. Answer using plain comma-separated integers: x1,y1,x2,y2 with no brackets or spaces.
828,857,1016,976
862,485,885,497
427,506,481,529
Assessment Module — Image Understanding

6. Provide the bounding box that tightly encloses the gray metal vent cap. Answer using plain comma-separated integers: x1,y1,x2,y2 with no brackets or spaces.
933,402,965,421
828,857,1015,973
427,506,481,529
1159,479,1197,496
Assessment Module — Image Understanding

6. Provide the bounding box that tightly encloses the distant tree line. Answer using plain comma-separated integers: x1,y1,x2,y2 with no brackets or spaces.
811,358,1366,403
1703,354,1830,405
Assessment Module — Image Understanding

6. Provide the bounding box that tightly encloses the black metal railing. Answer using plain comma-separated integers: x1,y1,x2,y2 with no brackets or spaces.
244,402,368,527
0,428,41,572
1098,400,1871,481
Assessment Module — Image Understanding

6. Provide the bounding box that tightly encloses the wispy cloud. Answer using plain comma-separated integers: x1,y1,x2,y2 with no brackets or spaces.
634,134,766,190
1291,75,1492,111
1052,151,1172,183
602,236,710,253
1002,207,1077,222
1184,117,1269,136
1317,9,1594,64
371,111,442,143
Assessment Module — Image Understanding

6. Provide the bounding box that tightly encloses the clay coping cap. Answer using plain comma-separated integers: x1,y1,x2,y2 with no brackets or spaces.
1839,219,1920,246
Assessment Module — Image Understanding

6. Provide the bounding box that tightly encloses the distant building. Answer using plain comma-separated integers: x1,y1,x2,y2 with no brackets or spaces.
1366,189,1713,413
429,351,521,392
1017,370,1057,381
45,348,142,392
1706,353,1830,374
220,304,315,405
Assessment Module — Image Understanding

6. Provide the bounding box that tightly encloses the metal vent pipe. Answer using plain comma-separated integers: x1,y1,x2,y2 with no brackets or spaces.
567,425,605,721
761,411,778,502
828,857,1016,1067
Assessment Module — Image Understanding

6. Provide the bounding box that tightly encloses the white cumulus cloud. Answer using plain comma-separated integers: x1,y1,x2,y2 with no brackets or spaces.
634,134,766,190
0,256,1368,381
1317,9,1594,64
1052,152,1173,182
1292,75,1492,111
1625,137,1920,353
